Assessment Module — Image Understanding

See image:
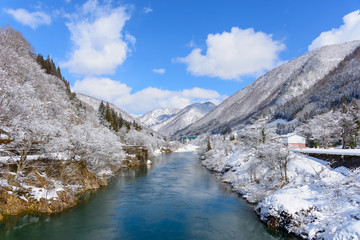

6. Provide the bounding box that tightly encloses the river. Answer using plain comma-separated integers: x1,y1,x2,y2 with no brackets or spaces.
0,152,291,240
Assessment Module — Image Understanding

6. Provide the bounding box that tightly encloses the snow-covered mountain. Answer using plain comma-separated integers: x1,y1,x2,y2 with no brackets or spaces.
138,108,180,128
151,102,216,137
177,40,360,136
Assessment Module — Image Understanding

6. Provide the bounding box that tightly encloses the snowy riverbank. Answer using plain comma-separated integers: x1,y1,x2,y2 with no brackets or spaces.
200,139,360,239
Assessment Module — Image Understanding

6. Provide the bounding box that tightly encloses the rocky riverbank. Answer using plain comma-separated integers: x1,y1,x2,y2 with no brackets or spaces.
0,159,108,217
0,149,151,219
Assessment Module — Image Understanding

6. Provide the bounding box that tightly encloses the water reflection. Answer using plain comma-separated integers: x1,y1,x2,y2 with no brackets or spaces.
0,152,291,240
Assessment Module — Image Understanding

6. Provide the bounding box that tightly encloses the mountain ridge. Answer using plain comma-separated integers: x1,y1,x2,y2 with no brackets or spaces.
138,108,180,128
176,40,360,136
139,102,216,137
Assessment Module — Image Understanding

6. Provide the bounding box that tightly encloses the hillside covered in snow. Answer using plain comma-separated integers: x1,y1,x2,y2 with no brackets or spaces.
177,40,360,136
0,26,167,217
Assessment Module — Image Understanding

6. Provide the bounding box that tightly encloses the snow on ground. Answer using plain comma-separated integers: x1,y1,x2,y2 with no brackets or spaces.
97,168,113,177
257,153,360,239
2,173,66,202
174,144,199,152
295,148,360,156
0,152,72,164
201,140,360,239
153,149,162,156
267,118,298,127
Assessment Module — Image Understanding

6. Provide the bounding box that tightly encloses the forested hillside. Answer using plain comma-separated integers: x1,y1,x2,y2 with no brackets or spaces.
0,26,166,216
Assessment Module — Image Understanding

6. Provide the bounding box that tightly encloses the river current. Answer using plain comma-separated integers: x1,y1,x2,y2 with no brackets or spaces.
0,152,290,239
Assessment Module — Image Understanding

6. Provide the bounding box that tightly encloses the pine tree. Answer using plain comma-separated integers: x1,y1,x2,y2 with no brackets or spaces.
118,114,123,129
56,66,62,79
44,55,52,74
125,121,131,131
105,103,113,125
207,137,212,151
36,54,45,67
98,101,106,123
111,109,119,132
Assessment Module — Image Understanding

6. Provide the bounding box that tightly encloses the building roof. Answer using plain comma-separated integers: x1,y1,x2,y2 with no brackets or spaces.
279,132,306,138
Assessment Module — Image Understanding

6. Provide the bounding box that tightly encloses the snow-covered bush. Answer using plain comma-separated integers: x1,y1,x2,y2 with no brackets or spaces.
199,124,296,203
199,122,360,238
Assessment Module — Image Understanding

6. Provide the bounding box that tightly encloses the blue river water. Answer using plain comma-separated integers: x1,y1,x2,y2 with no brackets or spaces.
0,152,291,240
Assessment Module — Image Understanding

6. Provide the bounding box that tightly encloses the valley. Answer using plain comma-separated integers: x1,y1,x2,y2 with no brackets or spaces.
1,12,360,239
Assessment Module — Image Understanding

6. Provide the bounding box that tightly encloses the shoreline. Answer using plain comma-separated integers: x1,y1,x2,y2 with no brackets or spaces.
0,152,151,219
200,161,296,239
199,146,360,239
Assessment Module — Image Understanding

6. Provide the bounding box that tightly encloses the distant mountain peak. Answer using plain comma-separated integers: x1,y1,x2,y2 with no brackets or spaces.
138,102,216,137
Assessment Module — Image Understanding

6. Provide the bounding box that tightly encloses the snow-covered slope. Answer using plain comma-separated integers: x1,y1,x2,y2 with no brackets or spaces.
153,102,216,137
177,40,360,136
0,26,172,216
138,108,180,127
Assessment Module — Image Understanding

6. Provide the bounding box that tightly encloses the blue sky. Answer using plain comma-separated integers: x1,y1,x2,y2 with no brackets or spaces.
1,0,360,114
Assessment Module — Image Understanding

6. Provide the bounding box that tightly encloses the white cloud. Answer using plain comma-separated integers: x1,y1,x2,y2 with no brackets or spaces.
177,27,285,80
5,8,51,29
73,78,226,114
153,68,165,74
62,0,133,76
73,77,131,102
143,7,153,14
309,10,360,51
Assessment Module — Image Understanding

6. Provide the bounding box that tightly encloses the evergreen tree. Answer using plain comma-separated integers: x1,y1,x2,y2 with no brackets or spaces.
105,103,113,125
111,109,119,132
118,114,123,129
56,66,62,79
207,137,212,151
36,54,44,67
98,101,106,123
125,121,131,131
